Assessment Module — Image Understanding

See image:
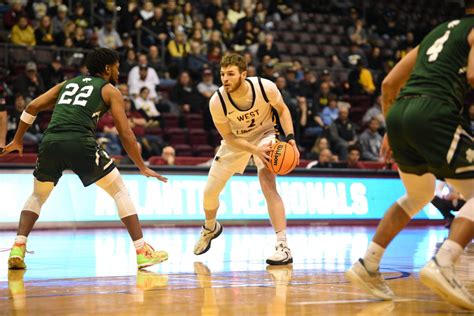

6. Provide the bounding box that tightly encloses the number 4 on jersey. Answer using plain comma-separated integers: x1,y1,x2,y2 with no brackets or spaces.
426,20,460,62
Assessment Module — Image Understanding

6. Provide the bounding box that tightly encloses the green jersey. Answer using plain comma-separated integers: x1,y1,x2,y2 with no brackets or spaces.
399,16,474,110
43,75,109,141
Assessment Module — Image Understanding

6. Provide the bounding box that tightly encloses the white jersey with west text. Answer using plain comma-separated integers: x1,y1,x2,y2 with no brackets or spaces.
209,77,282,140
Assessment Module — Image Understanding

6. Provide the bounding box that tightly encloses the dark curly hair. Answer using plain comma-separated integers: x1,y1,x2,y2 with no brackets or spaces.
85,48,119,76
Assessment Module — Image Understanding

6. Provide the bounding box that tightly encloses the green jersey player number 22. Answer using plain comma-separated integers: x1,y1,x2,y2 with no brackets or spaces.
58,83,94,106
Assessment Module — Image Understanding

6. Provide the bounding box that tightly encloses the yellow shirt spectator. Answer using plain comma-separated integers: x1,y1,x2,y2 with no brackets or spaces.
167,31,190,58
359,67,375,94
11,17,36,46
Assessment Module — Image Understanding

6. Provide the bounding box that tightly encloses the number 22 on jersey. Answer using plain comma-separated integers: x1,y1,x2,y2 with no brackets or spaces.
58,83,94,107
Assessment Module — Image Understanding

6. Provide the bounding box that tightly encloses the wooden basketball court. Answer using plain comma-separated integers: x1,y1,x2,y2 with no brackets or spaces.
1,226,472,315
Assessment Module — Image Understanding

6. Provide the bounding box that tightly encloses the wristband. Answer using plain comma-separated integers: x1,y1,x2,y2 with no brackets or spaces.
20,111,37,125
285,133,295,142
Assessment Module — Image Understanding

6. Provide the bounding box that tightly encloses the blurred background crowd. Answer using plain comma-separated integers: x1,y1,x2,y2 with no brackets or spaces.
0,0,472,168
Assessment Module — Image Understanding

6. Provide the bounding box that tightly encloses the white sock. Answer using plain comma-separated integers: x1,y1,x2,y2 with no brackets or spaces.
363,242,385,272
15,235,27,244
435,239,463,266
205,218,216,231
133,238,145,250
276,229,287,242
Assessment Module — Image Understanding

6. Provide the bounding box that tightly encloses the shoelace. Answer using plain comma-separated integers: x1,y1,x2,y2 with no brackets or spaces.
201,225,216,236
276,243,289,251
0,246,34,254
141,243,164,258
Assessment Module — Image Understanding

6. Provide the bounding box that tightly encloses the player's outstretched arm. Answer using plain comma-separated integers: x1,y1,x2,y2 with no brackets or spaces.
381,46,419,116
0,82,63,156
466,29,474,86
104,83,167,183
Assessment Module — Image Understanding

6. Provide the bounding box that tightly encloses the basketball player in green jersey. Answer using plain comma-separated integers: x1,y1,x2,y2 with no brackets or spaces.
345,4,474,310
2,48,168,270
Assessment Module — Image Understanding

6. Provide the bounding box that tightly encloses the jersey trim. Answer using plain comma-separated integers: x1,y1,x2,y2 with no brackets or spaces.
99,81,110,110
257,76,269,103
216,90,227,116
227,78,256,112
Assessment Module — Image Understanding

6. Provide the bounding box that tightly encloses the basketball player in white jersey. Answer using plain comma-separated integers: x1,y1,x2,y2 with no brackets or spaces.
193,53,300,265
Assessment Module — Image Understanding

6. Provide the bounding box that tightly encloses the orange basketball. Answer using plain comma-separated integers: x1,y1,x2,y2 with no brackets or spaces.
268,141,298,175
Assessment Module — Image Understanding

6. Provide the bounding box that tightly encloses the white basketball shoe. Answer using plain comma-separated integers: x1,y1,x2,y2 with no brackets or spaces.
345,258,395,300
420,257,474,310
266,241,293,265
193,222,223,255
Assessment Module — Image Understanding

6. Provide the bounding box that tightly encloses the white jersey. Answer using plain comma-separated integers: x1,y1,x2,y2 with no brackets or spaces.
209,77,282,140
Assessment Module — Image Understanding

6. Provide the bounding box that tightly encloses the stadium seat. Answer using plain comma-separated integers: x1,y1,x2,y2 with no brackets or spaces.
298,56,311,66
298,159,311,168
209,129,222,146
288,43,304,56
184,113,204,129
306,44,320,57
321,45,336,57
314,34,327,45
174,156,211,166
9,47,31,64
281,31,298,43
0,45,7,67
329,35,342,46
359,161,387,170
148,156,166,165
192,144,215,157
311,57,328,68
174,144,193,156
275,42,288,54
35,49,54,64
144,126,163,136
300,13,313,23
299,33,312,44
161,113,180,128
164,127,187,145
0,153,37,164
306,23,318,33
280,54,292,62
188,128,209,145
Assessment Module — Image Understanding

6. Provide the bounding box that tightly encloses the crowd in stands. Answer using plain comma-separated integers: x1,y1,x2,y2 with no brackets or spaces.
0,0,471,169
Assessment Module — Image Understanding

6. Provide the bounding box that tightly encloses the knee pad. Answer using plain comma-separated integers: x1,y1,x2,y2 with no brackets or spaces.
397,193,434,218
23,179,55,215
397,171,436,218
96,169,136,219
457,198,474,222
203,174,228,211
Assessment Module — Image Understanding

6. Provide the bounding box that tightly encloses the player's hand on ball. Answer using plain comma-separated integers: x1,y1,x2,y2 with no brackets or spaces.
254,142,272,165
287,139,300,166
139,167,168,183
0,140,23,157
380,134,392,163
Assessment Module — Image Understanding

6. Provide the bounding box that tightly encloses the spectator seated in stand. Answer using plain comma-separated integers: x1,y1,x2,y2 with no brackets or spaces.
344,145,364,169
329,104,358,161
161,145,176,165
306,148,340,168
359,117,383,161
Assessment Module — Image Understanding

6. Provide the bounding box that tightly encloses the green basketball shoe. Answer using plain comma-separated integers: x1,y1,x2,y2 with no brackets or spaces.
8,243,27,270
137,243,168,269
